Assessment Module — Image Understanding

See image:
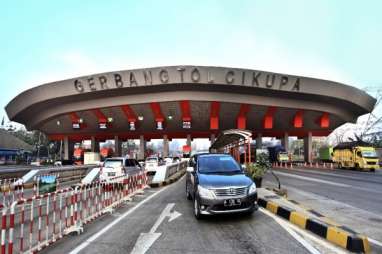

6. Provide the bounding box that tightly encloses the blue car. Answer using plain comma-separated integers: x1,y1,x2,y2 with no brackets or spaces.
186,153,258,219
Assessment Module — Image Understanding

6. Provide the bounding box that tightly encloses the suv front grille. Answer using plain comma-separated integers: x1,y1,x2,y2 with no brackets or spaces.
213,187,247,197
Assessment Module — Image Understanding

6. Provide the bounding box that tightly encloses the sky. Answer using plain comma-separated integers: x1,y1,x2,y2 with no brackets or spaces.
1,0,381,130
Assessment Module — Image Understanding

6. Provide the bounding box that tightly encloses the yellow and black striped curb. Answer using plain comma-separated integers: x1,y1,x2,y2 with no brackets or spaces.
149,169,186,188
258,198,370,253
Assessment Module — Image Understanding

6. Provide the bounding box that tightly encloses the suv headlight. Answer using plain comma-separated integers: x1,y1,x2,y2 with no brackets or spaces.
248,183,257,194
198,185,216,199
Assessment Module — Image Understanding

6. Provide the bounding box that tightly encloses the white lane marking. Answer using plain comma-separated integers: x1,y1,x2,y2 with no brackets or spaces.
279,167,382,184
149,203,181,233
259,208,320,254
260,208,346,254
369,237,382,247
69,178,181,254
131,203,182,254
274,171,382,194
274,171,350,188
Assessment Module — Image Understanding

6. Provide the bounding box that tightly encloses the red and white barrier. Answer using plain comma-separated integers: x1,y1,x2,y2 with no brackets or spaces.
0,170,149,254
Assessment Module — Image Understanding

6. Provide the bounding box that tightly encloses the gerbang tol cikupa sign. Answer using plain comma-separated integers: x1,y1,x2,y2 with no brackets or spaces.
73,66,301,93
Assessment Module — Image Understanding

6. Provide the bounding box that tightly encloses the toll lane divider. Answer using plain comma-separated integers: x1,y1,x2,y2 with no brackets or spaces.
149,160,188,188
0,170,148,254
272,162,335,170
149,168,186,188
258,198,370,253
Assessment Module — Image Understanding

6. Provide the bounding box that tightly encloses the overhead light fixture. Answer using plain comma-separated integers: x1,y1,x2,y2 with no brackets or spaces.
138,116,144,121
56,120,61,126
107,117,113,123
78,118,84,123
168,115,173,120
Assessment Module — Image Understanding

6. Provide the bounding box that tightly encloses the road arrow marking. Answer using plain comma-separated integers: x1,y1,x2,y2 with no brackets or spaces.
131,203,181,254
130,233,161,254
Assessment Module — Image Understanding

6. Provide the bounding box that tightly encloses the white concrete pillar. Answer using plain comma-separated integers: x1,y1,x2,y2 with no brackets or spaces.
114,135,122,157
64,136,69,160
186,134,192,147
91,136,100,152
138,135,146,160
281,133,289,152
163,135,169,157
256,133,262,149
304,132,312,163
210,133,216,145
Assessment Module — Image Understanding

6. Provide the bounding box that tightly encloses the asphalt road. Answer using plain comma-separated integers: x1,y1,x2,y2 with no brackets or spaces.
264,167,382,214
42,176,313,254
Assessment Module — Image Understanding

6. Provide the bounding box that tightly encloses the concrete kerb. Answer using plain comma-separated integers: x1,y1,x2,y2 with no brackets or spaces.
149,169,186,188
257,191,370,253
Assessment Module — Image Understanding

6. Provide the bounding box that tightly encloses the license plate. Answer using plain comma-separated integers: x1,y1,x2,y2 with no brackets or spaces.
108,172,116,176
224,199,241,207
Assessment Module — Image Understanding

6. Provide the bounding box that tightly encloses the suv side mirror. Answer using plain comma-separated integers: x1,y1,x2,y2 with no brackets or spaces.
186,167,194,173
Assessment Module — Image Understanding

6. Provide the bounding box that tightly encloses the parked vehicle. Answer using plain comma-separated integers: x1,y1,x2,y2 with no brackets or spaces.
98,157,143,182
186,153,258,219
267,145,286,163
145,156,164,172
332,142,379,171
277,152,289,163
376,148,382,167
319,146,333,162
164,157,174,165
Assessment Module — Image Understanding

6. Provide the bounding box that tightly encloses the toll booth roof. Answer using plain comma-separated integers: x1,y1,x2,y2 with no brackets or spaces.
210,129,252,150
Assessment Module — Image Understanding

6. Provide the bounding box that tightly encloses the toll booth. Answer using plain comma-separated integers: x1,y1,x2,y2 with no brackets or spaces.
210,129,253,164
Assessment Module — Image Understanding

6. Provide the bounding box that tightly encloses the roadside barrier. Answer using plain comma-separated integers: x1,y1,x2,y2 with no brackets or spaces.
0,170,148,254
258,198,370,253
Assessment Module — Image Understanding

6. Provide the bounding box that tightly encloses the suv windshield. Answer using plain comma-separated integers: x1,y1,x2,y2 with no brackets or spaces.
104,159,123,167
198,155,241,173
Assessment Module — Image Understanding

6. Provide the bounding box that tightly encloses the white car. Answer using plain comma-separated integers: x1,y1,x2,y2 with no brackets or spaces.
164,157,174,165
145,157,164,172
99,157,142,182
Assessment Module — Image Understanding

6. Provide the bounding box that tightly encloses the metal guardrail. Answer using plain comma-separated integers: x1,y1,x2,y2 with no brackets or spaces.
0,165,94,207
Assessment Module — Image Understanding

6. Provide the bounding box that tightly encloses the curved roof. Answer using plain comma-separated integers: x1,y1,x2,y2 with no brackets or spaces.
5,65,376,138
210,129,252,150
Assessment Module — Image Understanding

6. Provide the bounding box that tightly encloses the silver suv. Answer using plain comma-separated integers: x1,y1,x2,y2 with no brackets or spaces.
99,157,142,182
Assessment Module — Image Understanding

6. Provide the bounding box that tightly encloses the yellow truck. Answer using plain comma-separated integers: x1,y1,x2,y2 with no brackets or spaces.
277,152,289,163
333,145,379,172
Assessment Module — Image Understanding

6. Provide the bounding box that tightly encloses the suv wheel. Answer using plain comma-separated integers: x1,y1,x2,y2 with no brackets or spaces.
194,197,202,219
186,184,192,200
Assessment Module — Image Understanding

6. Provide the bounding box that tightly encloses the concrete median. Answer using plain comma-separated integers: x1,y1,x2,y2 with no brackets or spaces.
258,196,370,253
149,160,188,188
